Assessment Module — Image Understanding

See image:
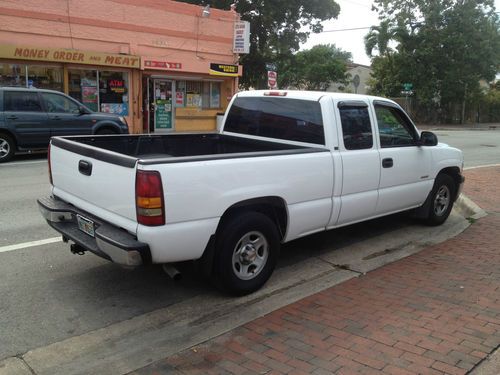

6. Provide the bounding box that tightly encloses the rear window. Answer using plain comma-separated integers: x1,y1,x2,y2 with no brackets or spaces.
224,97,325,145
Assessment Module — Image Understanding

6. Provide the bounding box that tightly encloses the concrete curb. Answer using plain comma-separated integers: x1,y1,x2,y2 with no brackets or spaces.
455,194,488,220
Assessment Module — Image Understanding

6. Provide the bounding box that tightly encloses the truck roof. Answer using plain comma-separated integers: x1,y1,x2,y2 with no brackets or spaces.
236,90,397,105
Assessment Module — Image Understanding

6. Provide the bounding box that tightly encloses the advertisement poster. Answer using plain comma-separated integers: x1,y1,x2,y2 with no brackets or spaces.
155,99,172,129
175,91,184,106
82,86,98,111
100,103,128,116
186,94,201,108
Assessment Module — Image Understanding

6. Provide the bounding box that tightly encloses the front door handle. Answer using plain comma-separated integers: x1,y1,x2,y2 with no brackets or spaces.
382,158,393,168
6,115,18,120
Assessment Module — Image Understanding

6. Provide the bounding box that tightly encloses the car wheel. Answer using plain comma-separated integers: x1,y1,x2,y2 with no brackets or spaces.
423,174,456,226
0,134,15,163
214,212,280,295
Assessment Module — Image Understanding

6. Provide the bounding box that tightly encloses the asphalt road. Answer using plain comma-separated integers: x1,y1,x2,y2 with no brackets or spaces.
0,130,498,362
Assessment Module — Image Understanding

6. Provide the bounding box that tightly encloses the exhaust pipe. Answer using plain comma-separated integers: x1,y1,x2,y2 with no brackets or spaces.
162,264,182,281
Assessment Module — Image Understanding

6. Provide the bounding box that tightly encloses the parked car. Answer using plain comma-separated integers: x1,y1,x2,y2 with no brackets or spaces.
38,90,464,295
0,87,129,162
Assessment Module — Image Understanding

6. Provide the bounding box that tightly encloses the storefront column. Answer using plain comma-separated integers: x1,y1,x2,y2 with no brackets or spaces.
63,65,69,94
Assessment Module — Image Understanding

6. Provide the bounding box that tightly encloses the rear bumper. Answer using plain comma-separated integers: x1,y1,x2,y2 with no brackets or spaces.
37,196,149,267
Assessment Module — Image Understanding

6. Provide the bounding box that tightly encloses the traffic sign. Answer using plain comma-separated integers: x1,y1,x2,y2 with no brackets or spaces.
403,83,413,91
268,71,277,89
266,62,277,71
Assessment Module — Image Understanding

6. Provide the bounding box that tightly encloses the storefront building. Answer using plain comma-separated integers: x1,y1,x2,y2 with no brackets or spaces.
0,0,242,133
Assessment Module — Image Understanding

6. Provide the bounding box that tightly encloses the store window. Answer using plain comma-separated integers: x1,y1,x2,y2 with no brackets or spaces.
68,70,98,111
28,65,63,91
99,71,129,115
176,81,221,109
0,63,26,87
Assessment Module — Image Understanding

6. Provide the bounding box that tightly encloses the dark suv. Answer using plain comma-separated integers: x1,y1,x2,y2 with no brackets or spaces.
0,87,129,162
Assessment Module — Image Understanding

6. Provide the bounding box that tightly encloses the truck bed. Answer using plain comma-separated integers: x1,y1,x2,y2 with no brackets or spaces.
51,133,326,167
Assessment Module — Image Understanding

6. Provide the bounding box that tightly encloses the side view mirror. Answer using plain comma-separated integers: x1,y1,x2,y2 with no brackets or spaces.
79,106,91,115
419,131,438,146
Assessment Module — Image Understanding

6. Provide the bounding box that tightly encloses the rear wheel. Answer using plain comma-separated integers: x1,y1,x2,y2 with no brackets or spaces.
422,174,456,226
0,134,15,163
214,212,280,295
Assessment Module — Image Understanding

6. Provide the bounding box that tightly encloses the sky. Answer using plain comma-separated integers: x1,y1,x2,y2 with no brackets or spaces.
301,0,500,66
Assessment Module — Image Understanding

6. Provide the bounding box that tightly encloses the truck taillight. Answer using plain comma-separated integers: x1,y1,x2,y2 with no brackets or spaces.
136,170,165,226
48,143,53,185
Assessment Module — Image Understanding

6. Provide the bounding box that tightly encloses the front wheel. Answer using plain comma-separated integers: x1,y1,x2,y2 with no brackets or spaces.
0,134,15,163
214,212,280,295
422,174,456,226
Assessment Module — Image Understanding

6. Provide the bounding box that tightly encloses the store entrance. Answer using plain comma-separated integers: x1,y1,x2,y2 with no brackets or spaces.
142,77,175,133
153,79,174,132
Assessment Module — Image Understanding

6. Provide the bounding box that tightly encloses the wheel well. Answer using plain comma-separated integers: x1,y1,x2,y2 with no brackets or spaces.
217,197,288,241
438,167,461,197
95,125,119,134
0,130,16,147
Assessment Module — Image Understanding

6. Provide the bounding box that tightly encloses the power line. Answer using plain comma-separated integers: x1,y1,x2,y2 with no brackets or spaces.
320,26,373,33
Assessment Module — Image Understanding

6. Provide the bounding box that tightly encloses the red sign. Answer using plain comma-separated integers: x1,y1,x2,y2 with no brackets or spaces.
144,60,182,70
267,70,277,89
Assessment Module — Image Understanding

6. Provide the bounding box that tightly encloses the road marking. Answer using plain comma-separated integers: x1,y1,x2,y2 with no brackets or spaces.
0,237,61,254
465,163,500,170
0,160,47,167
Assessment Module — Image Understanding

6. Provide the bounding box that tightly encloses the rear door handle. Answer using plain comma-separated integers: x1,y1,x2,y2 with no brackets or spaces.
382,158,393,168
6,115,18,120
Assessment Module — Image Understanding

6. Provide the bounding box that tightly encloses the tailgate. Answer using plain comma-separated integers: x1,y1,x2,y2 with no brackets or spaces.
49,140,138,234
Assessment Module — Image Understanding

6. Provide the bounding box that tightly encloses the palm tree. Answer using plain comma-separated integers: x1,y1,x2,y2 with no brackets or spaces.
364,20,395,57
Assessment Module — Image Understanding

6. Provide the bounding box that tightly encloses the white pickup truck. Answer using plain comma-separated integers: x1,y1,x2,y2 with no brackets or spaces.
38,90,464,294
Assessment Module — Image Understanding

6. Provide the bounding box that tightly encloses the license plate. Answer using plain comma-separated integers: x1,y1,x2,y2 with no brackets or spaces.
77,214,95,237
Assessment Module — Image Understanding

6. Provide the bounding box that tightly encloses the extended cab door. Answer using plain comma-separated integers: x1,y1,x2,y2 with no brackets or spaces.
333,101,381,226
3,90,49,148
373,101,433,215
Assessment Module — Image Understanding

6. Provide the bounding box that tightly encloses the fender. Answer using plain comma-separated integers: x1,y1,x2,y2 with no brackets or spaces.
92,121,123,134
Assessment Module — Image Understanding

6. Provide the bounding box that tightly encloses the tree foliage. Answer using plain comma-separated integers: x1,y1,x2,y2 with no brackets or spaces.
279,44,351,91
366,0,500,123
175,0,341,89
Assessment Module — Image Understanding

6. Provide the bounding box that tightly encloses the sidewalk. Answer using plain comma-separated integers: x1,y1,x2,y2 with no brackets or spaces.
133,167,500,375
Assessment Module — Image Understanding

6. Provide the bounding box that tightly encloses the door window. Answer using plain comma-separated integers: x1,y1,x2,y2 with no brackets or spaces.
4,91,43,112
339,106,373,150
374,105,418,147
41,93,80,114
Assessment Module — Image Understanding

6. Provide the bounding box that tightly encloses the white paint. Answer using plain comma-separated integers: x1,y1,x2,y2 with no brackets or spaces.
0,237,61,254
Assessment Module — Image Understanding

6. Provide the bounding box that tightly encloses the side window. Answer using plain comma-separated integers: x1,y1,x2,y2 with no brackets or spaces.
375,105,417,147
339,105,373,150
4,91,43,112
41,93,80,114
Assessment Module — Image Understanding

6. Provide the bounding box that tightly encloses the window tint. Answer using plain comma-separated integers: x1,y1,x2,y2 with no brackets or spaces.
375,105,417,147
4,91,42,112
224,97,325,144
41,93,80,114
339,106,373,150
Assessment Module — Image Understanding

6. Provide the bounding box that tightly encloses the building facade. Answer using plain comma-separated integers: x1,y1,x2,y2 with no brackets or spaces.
0,0,241,133
328,63,372,95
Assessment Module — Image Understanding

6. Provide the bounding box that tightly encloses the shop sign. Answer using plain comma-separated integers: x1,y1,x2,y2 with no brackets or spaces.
109,79,126,93
144,60,182,70
209,63,239,77
0,44,140,68
233,21,250,54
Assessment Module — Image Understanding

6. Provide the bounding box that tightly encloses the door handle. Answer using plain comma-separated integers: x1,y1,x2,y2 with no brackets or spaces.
6,115,18,120
382,158,393,168
78,160,92,176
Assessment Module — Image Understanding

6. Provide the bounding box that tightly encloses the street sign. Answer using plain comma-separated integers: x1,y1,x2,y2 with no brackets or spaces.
266,63,277,71
401,90,413,95
403,83,413,91
267,71,277,89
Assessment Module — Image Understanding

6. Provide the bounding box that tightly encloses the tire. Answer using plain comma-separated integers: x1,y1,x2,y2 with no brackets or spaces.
214,212,280,295
0,134,15,163
422,174,456,226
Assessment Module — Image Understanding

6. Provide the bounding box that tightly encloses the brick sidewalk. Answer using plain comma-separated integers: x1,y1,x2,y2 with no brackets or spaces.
133,167,500,375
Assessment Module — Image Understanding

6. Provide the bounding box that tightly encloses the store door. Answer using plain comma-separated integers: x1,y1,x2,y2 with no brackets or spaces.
153,80,174,131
